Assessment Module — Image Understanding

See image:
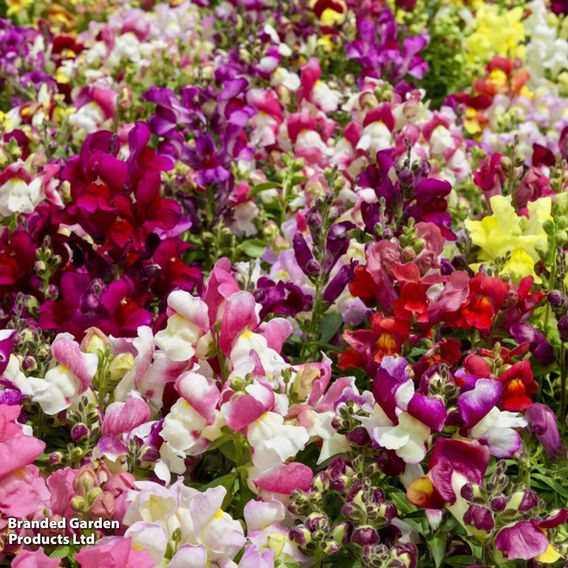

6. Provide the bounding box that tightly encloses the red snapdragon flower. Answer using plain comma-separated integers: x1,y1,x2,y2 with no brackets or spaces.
498,360,538,411
394,281,429,323
371,313,410,362
460,274,508,331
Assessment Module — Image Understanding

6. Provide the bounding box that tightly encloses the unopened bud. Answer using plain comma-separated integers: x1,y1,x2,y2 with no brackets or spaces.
81,328,109,353
70,496,87,513
108,352,134,383
351,526,379,546
71,423,89,442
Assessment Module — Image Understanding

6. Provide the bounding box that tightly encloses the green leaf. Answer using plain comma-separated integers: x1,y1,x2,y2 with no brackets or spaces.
389,490,418,515
531,474,568,499
318,311,343,343
239,239,267,258
290,175,308,186
50,546,73,558
202,473,237,491
445,555,480,566
329,556,360,568
251,182,280,196
427,533,447,568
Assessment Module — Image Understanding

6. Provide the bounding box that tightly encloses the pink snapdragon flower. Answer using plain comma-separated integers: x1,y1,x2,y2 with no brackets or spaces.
29,333,98,414
75,536,154,568
12,548,61,568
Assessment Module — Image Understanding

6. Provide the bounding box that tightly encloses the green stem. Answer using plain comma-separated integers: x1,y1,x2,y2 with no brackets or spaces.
302,276,324,361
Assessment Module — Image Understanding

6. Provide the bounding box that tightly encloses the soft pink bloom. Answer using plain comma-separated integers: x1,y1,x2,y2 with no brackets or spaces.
202,257,240,322
0,465,49,517
75,536,155,568
0,404,45,479
12,548,61,568
258,318,292,353
219,291,259,355
47,467,77,517
103,397,151,436
169,544,207,568
51,333,99,392
254,462,313,495
176,369,220,424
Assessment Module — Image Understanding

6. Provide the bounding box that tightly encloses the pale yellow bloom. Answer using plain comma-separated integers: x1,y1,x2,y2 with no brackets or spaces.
465,195,551,283
6,0,33,16
466,5,525,64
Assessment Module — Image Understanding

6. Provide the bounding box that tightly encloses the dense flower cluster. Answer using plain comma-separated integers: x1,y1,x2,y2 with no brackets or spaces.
0,0,567,566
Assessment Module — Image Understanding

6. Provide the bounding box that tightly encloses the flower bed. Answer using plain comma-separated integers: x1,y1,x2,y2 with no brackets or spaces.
0,0,567,566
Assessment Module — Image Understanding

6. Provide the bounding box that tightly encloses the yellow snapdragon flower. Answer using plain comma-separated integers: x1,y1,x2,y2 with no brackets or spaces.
466,5,525,65
6,0,33,16
465,195,551,283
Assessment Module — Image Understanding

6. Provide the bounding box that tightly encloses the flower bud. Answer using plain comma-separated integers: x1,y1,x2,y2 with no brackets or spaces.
519,489,539,512
463,504,494,532
71,423,89,442
341,502,365,523
346,426,370,446
460,483,482,502
548,290,565,307
290,366,319,402
489,494,508,512
22,356,37,371
289,526,311,547
70,496,87,513
306,209,322,229
86,487,103,506
351,526,379,546
73,466,99,496
81,328,109,353
108,352,134,383
509,489,538,513
320,540,341,555
305,259,321,276
312,471,330,492
305,512,329,535
402,246,416,261
330,522,348,545
48,452,64,466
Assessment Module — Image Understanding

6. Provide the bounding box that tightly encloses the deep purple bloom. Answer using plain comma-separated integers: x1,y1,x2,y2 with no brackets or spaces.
345,10,428,87
254,277,312,318
372,356,411,422
323,262,356,304
407,177,454,240
558,315,568,343
510,323,554,364
458,379,502,430
39,272,152,338
359,149,399,210
525,403,565,460
292,234,319,277
552,0,568,15
323,222,355,272
184,134,231,186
